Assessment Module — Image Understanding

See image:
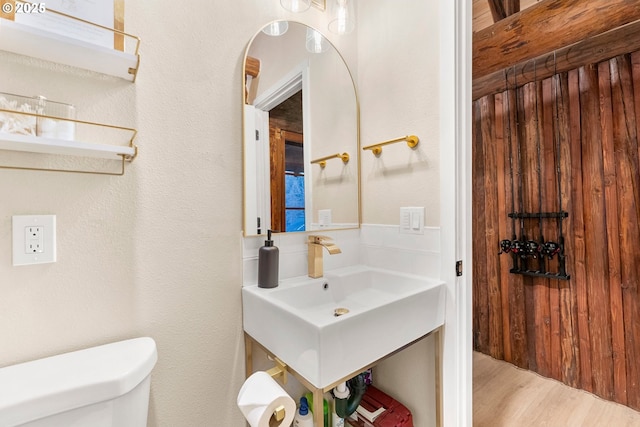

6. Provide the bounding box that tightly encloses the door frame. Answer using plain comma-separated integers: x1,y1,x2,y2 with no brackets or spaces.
439,1,472,426
254,61,313,230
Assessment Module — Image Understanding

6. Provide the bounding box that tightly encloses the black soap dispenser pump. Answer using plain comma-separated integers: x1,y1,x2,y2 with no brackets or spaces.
258,230,279,288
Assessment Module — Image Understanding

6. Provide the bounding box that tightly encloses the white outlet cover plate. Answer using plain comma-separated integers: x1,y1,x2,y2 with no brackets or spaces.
12,215,56,266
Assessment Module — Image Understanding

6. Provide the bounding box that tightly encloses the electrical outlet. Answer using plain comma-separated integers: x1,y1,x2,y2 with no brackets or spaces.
13,215,56,266
25,226,44,253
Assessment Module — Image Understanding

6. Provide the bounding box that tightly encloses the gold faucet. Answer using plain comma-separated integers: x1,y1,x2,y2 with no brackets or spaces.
307,235,341,278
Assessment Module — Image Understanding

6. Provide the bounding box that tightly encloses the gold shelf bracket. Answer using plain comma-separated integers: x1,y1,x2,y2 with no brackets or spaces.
310,152,350,168
362,134,419,156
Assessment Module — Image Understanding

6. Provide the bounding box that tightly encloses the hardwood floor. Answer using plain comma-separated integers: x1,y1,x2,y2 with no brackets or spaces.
473,352,640,427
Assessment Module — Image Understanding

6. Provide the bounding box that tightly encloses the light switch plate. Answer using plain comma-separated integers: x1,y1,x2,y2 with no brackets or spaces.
318,209,332,227
12,215,56,266
400,207,424,235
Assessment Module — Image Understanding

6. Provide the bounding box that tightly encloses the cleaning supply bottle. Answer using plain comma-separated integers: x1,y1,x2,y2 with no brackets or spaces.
294,396,314,427
305,392,329,427
258,230,279,288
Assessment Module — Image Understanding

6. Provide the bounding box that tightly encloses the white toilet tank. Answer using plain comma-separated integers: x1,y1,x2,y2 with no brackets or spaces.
0,337,157,427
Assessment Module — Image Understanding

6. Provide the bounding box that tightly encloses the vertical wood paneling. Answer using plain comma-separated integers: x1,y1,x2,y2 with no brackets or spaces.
580,64,614,400
495,93,513,363
615,53,640,409
568,68,592,393
473,100,490,355
603,57,628,406
473,51,640,411
555,72,580,388
480,96,505,360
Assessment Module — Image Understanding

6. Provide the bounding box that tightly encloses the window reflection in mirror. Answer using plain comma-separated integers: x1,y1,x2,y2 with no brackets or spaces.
243,21,359,236
284,134,305,232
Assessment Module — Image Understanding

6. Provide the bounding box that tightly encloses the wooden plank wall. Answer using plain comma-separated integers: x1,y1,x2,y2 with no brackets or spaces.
473,52,640,410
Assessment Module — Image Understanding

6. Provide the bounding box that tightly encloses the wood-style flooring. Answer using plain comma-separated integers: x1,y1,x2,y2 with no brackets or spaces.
473,352,640,427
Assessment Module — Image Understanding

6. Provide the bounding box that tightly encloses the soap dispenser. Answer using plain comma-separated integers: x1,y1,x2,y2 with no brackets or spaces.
258,229,279,288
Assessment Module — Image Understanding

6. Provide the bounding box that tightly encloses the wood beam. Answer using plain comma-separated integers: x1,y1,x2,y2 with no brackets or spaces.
473,0,640,78
504,0,520,16
473,19,640,100
487,0,520,24
487,0,507,23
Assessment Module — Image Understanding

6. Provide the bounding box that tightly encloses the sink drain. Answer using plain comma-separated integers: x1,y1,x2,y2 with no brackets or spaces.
334,308,349,317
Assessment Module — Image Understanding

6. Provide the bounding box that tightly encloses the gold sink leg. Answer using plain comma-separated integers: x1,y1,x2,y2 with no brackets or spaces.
244,333,253,378
435,327,443,427
313,388,324,427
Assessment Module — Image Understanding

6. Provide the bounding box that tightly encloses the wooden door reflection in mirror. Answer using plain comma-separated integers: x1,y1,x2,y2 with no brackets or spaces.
269,91,305,232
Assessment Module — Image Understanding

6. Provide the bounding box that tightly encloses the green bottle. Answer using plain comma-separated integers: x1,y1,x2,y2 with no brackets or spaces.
304,392,329,427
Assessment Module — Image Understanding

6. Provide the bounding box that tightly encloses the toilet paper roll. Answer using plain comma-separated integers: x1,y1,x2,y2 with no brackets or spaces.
237,371,296,427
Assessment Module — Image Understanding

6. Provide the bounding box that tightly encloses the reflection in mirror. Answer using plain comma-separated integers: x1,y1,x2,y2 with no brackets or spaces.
243,21,359,236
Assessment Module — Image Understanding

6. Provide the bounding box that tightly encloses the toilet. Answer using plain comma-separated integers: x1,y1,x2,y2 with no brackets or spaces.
0,337,157,427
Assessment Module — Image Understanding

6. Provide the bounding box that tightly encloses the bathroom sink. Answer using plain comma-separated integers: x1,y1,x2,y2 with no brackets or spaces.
242,265,445,388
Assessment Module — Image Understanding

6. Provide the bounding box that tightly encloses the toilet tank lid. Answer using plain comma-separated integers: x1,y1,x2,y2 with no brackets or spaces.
0,337,158,426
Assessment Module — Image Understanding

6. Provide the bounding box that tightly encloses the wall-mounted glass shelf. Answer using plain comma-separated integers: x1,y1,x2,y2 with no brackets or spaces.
0,132,136,160
0,109,137,175
0,12,140,81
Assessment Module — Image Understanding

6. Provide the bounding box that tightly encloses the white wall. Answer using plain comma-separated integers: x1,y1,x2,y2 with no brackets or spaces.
357,1,441,426
0,2,355,426
358,0,440,227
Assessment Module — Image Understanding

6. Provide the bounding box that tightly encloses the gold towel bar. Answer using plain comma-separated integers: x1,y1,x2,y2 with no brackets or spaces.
362,135,419,156
310,152,350,168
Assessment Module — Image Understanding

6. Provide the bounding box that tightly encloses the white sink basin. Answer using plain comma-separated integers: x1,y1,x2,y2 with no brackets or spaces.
242,265,445,388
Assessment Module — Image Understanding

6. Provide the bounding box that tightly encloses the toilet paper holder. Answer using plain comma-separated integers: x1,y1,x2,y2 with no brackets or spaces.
266,356,288,385
266,356,288,423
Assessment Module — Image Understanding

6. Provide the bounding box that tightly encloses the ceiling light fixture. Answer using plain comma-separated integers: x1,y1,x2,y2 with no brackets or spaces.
328,0,355,35
262,21,289,36
280,0,311,13
305,28,330,53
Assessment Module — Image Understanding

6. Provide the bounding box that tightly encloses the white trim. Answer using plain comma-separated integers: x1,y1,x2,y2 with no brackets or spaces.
440,0,472,426
253,61,313,233
253,61,308,111
301,64,313,230
256,109,271,234
243,104,258,235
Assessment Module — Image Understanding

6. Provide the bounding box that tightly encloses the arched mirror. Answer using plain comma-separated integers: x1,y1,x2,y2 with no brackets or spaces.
242,21,359,236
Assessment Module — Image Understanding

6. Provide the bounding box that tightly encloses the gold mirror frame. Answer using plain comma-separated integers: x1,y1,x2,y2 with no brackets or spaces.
242,21,361,237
